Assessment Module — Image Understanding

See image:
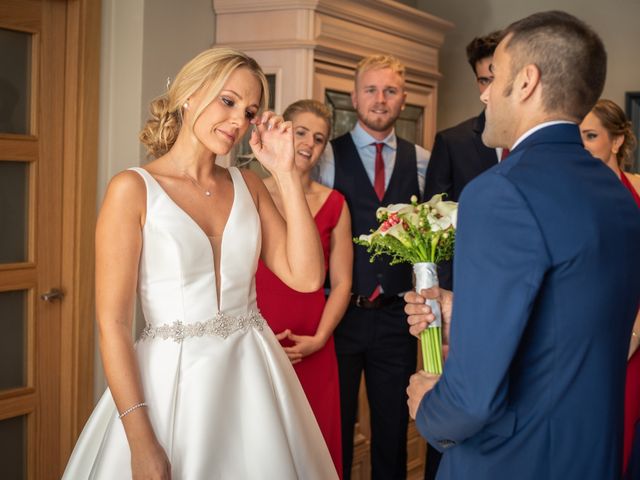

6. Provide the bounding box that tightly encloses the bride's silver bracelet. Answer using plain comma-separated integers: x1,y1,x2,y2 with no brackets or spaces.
118,402,148,419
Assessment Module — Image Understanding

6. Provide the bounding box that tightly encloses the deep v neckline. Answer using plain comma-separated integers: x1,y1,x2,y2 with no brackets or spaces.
312,190,336,219
140,167,237,310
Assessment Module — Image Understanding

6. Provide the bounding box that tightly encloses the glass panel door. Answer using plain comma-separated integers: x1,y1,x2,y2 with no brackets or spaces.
0,162,29,263
0,290,28,390
0,1,66,477
0,19,36,480
0,28,31,135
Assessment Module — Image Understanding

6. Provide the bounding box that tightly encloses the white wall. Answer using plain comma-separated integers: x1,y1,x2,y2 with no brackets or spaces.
140,0,217,145
95,0,215,399
408,0,640,131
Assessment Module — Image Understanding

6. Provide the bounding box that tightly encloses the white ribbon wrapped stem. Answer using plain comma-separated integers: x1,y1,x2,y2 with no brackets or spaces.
412,262,442,328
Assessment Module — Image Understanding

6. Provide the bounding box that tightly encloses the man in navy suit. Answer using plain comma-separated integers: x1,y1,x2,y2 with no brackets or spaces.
405,11,640,480
424,30,503,205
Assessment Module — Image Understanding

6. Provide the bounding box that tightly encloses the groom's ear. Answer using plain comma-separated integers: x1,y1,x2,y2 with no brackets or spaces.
516,64,541,103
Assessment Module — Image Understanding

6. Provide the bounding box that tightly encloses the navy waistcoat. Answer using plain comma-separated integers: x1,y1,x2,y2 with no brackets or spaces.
332,133,419,296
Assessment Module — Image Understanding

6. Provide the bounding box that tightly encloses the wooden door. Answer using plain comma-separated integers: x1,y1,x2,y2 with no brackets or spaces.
0,1,100,478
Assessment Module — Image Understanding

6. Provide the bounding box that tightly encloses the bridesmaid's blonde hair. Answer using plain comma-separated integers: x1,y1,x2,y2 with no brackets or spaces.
283,99,333,141
140,48,269,158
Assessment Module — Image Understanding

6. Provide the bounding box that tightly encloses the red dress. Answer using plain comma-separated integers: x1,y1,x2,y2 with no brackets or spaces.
621,172,640,475
256,189,344,478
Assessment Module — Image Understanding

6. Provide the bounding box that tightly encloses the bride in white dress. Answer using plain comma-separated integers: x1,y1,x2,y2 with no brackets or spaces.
63,48,338,479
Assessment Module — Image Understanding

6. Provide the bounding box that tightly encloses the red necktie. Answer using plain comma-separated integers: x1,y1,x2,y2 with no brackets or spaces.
501,148,510,161
369,143,386,301
374,143,385,200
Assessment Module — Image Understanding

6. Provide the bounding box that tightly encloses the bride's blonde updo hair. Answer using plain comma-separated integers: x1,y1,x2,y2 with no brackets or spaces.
140,48,269,158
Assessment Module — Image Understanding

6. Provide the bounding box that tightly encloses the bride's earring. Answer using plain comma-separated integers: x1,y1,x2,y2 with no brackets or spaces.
183,101,189,110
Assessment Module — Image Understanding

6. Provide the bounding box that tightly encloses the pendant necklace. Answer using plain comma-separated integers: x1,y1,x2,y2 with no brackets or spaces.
172,157,213,197
182,171,212,197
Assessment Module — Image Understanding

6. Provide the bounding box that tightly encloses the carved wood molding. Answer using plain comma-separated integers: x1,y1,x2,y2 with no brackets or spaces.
214,0,452,43
213,0,452,79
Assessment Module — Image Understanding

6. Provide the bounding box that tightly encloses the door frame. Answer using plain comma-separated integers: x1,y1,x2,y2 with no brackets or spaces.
57,0,101,469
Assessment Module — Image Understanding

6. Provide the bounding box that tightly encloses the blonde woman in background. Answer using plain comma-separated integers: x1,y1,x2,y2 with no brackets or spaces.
63,48,338,479
580,98,640,479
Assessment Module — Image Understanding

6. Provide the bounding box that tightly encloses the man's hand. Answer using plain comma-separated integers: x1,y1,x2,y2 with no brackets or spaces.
404,287,453,345
407,371,440,419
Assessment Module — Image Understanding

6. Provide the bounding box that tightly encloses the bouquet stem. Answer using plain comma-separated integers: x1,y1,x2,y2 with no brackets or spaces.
413,263,443,374
420,327,443,374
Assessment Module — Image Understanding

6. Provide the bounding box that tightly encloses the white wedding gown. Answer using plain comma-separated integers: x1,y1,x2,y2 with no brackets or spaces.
63,167,338,479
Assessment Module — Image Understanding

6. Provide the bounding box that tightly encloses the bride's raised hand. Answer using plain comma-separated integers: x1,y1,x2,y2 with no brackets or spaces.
248,111,294,175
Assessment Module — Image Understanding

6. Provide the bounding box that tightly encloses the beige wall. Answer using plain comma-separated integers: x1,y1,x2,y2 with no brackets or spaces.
95,0,215,398
407,0,640,131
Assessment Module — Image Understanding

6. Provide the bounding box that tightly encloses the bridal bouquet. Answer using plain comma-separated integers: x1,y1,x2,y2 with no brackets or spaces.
354,194,457,374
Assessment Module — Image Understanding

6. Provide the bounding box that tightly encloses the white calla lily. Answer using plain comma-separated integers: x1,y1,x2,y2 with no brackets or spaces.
381,223,411,246
434,216,452,231
378,203,413,217
434,201,458,229
426,212,443,231
425,193,445,208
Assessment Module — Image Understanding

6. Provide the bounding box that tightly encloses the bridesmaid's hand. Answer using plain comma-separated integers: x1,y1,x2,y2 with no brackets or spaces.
274,329,303,364
248,111,294,175
282,332,326,364
131,441,172,480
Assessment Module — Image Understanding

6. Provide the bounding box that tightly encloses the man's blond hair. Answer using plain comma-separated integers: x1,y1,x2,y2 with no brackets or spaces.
355,54,405,87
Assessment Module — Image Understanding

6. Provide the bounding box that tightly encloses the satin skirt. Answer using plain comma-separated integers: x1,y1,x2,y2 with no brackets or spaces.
62,325,338,479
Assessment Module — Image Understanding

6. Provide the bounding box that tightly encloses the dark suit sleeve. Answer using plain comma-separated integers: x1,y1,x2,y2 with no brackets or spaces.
423,132,453,202
415,172,550,448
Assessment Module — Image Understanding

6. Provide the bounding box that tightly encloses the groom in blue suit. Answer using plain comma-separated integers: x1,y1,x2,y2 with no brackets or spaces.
405,11,640,480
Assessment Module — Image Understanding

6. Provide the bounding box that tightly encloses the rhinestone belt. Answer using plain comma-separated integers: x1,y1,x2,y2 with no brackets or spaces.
140,311,265,343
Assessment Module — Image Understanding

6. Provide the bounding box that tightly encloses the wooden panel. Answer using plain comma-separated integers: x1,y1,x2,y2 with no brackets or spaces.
58,0,100,470
0,390,35,421
351,436,371,480
407,420,426,479
0,137,38,161
0,0,41,31
33,1,65,478
0,267,36,289
0,386,35,402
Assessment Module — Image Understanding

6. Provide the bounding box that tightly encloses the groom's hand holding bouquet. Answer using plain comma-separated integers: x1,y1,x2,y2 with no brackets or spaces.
354,193,458,419
354,194,457,374
404,286,453,419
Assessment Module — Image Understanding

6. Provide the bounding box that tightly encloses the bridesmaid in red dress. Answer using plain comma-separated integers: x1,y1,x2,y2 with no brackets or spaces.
581,99,640,479
256,99,353,477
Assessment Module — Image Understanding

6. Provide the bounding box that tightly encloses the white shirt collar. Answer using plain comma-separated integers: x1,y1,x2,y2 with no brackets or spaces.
511,120,575,151
352,122,397,150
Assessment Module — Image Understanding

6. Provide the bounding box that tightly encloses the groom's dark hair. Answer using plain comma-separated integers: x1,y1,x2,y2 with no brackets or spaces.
502,10,606,122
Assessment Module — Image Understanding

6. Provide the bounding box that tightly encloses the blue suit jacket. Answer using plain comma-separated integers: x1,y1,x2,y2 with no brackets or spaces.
416,124,640,480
